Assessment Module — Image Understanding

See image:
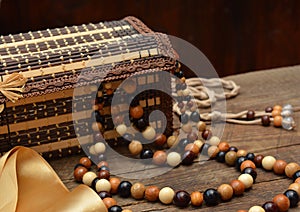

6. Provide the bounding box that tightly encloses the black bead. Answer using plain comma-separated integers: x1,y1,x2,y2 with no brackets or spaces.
216,151,226,163
91,178,100,190
98,154,107,162
201,143,211,156
242,167,257,181
246,153,255,161
284,189,299,208
97,97,104,103
128,96,139,107
262,201,279,212
180,113,189,124
261,115,271,126
175,83,182,91
97,165,110,172
93,111,105,124
190,111,201,122
181,151,196,165
118,181,132,198
98,191,112,199
203,188,220,206
293,170,300,181
175,70,184,78
108,205,123,212
135,118,148,131
74,163,85,170
179,138,191,149
173,190,191,207
202,130,212,140
228,146,238,152
122,133,133,145
235,156,247,171
140,149,154,159
246,110,255,120
185,95,192,102
180,83,187,90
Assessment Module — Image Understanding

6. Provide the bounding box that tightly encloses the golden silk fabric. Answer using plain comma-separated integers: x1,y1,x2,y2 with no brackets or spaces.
0,146,107,212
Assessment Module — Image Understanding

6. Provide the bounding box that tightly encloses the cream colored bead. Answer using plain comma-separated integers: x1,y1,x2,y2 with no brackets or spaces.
248,205,265,212
167,135,178,147
167,152,181,167
142,126,156,140
194,140,204,149
116,124,127,136
95,179,111,192
94,142,106,154
89,145,96,155
159,187,175,204
238,173,253,189
177,90,183,96
82,171,97,186
182,88,190,96
209,136,220,146
262,156,276,171
182,123,192,133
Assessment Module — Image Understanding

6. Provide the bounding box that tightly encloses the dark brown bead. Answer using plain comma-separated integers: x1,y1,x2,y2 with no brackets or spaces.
98,170,110,180
181,151,196,165
254,155,264,167
202,129,212,140
74,166,88,182
265,106,273,113
79,157,92,169
155,134,167,146
261,115,271,126
98,191,112,199
246,110,255,120
262,201,279,212
173,190,191,207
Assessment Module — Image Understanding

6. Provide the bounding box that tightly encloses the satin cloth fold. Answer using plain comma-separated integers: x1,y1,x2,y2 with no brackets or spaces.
0,146,107,212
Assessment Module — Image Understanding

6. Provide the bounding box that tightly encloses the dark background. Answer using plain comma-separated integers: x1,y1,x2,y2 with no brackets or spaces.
0,0,300,77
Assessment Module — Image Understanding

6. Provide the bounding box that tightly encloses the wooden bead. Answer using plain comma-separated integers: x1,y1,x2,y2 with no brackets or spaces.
89,145,96,155
273,115,283,127
254,155,264,167
273,194,290,212
225,151,237,166
209,136,220,146
110,177,121,194
106,88,113,95
230,179,245,195
96,179,111,193
190,191,203,206
217,184,233,201
262,156,276,171
155,134,167,146
129,140,143,155
218,141,230,152
185,143,200,154
130,105,144,119
173,190,191,207
131,182,146,200
142,126,156,140
79,157,92,169
92,122,103,132
159,187,175,204
94,142,106,154
273,105,282,111
288,183,300,196
97,161,109,168
110,105,120,115
122,210,132,212
295,177,300,184
237,149,248,157
167,135,178,147
208,146,219,158
103,197,117,209
153,150,167,165
238,174,254,189
248,206,265,212
98,170,110,180
116,124,127,136
196,121,206,132
74,166,88,182
240,160,256,172
285,162,300,178
182,123,192,133
272,109,282,117
261,115,271,126
273,159,288,175
145,186,160,202
104,82,112,89
122,79,136,94
167,152,181,167
193,140,204,149
237,210,247,212
82,171,97,186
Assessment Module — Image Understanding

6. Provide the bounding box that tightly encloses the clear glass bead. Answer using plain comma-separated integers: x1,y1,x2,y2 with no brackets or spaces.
282,116,295,130
283,104,293,111
281,109,293,117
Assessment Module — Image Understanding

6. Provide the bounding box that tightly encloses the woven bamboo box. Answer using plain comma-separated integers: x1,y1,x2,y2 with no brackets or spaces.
0,17,177,158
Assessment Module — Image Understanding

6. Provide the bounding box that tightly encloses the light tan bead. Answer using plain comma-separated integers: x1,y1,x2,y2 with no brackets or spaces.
167,135,178,147
209,136,220,146
285,162,300,178
131,182,146,200
217,184,233,201
89,145,96,155
159,187,175,204
96,179,111,193
196,121,206,132
182,123,192,133
167,152,181,167
262,156,276,171
193,140,204,149
207,146,219,158
248,206,265,212
142,126,156,140
116,124,127,136
237,149,248,157
288,183,300,196
182,88,190,96
94,142,106,154
129,140,143,155
82,171,97,186
238,174,253,189
225,151,237,166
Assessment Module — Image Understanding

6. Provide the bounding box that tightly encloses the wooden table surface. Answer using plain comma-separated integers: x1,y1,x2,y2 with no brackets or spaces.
50,65,300,211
